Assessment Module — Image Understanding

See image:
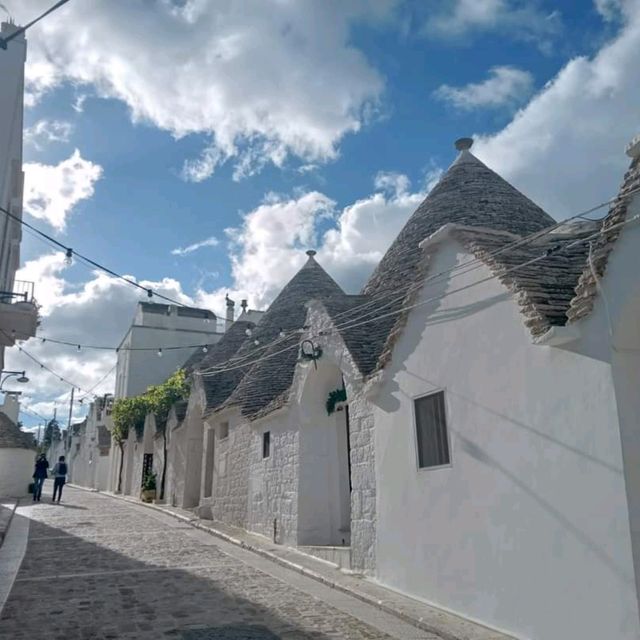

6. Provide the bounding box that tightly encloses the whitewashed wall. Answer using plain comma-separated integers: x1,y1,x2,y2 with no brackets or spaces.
572,198,640,619
372,239,639,640
201,409,251,527
247,410,300,545
0,448,34,497
305,302,377,574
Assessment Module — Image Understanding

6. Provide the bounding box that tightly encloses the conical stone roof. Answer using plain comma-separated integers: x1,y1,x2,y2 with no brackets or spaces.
0,413,36,450
333,142,557,377
219,251,345,417
365,145,555,296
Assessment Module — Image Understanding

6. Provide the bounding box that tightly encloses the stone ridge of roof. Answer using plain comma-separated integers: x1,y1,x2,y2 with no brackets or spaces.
218,254,346,418
0,412,36,450
567,154,640,324
450,224,598,337
197,319,258,413
352,150,556,378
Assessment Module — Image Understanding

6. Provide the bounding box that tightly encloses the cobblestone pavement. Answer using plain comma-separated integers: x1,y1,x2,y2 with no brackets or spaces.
0,485,438,640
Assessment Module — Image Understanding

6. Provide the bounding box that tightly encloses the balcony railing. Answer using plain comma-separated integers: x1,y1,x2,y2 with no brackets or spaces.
0,280,35,304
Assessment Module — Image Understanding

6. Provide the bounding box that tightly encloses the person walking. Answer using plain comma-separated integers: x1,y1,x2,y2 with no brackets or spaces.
32,453,49,502
51,456,68,503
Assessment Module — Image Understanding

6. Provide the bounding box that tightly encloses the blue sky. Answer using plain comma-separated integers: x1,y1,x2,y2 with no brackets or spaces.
3,0,639,429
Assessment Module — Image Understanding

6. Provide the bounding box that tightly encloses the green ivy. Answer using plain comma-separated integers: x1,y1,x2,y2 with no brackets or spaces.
326,387,347,415
111,369,189,443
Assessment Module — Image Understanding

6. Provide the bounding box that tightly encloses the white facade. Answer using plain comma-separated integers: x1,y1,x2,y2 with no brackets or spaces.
367,230,640,639
68,397,112,492
115,302,222,399
0,447,34,497
0,22,38,368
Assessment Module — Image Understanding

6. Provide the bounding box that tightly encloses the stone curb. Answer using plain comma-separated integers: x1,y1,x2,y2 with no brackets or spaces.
0,500,18,549
70,484,509,640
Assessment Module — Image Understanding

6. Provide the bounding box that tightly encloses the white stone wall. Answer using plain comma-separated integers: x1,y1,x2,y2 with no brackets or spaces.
167,423,187,507
303,302,377,574
203,411,251,527
372,239,639,640
248,412,299,545
0,448,34,497
153,432,165,497
344,396,376,573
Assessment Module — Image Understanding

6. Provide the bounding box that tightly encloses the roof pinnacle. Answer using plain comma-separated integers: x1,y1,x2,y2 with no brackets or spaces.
455,137,474,152
306,249,317,258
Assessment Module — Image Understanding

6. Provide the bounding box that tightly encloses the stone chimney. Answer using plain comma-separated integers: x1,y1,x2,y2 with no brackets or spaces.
225,294,235,331
240,299,248,316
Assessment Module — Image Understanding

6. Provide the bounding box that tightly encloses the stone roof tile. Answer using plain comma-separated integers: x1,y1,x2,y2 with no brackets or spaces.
0,413,36,449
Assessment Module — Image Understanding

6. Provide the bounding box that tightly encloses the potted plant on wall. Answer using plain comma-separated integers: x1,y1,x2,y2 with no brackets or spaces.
141,472,157,503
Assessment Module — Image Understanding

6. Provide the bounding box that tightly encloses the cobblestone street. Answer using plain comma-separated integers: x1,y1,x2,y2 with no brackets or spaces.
0,485,436,640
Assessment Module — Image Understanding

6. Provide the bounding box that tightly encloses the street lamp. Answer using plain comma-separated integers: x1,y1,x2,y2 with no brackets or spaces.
0,370,29,390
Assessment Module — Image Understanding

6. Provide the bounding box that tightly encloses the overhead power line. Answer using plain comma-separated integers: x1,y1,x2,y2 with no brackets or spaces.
0,203,188,307
0,0,72,49
21,185,639,356
0,330,91,394
198,212,640,379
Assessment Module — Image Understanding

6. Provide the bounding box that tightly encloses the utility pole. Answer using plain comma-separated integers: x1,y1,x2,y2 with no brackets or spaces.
67,387,74,434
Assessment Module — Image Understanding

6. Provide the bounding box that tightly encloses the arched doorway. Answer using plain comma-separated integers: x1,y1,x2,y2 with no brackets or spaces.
297,359,351,546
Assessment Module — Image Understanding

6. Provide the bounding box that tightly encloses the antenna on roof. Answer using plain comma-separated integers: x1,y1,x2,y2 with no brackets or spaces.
0,4,12,21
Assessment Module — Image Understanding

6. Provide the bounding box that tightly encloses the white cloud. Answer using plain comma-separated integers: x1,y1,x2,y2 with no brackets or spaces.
24,119,73,149
434,66,534,110
9,0,395,180
595,0,624,21
23,149,102,230
171,236,220,256
424,0,561,49
10,167,434,424
195,170,434,312
473,1,640,219
6,253,196,426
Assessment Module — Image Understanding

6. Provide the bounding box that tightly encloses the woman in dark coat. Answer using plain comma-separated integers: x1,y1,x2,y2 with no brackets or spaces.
32,453,49,502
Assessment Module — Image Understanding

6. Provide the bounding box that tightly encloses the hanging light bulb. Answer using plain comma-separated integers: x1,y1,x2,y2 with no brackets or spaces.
77,344,81,352
202,346,208,353
157,348,163,357
254,339,260,346
64,248,73,266
279,329,285,338
245,328,252,337
147,289,153,299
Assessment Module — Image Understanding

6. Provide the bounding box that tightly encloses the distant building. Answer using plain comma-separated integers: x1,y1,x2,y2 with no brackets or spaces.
114,301,222,399
66,395,113,491
0,22,38,369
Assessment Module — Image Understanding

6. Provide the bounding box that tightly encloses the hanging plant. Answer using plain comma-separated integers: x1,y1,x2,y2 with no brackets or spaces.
326,387,347,415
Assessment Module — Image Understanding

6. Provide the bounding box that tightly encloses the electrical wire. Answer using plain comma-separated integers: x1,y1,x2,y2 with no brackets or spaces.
0,203,188,307
0,0,71,48
77,364,117,402
199,211,640,383
1,330,92,394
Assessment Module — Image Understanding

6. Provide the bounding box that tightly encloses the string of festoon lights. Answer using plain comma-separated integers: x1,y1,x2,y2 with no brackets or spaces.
198,209,640,381
21,181,637,360
7,184,640,387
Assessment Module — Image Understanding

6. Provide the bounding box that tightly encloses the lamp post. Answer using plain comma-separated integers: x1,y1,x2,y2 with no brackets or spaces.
0,370,29,390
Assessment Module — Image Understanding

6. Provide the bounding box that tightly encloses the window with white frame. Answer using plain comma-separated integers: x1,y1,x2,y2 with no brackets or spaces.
414,391,450,469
